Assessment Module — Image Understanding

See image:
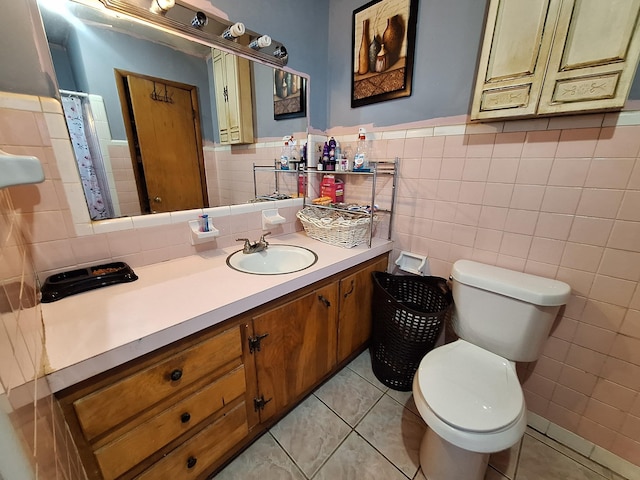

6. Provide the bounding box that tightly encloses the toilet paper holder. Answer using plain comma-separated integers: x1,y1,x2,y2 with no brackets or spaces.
395,251,428,276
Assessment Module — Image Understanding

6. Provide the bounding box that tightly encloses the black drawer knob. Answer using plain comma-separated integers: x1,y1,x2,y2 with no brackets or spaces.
186,456,197,469
170,369,183,381
180,412,191,423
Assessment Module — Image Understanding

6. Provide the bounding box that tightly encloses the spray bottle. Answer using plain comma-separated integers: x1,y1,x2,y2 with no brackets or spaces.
280,135,292,170
354,128,369,171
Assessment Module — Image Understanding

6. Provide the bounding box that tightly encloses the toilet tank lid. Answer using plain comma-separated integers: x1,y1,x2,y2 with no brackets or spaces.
451,260,571,306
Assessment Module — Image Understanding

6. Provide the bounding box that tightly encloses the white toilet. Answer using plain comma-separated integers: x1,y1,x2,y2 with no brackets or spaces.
412,260,571,480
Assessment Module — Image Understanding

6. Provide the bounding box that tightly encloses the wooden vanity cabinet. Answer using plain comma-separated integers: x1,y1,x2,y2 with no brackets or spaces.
337,255,389,364
242,253,389,428
57,326,248,480
248,281,339,423
57,253,388,479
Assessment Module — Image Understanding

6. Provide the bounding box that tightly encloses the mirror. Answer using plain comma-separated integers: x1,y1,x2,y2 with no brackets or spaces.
37,0,309,220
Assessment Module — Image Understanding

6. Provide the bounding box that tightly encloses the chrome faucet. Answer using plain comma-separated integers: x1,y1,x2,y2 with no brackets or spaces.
237,232,270,254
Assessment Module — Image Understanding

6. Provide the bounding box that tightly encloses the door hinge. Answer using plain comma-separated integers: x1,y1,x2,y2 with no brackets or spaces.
253,395,272,412
248,333,269,353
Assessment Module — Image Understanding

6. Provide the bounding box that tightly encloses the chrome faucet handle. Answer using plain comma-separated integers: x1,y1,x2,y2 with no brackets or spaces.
236,238,252,253
260,232,271,244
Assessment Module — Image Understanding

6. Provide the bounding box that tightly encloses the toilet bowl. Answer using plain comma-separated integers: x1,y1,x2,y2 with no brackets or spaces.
412,340,528,480
412,260,570,480
414,340,527,452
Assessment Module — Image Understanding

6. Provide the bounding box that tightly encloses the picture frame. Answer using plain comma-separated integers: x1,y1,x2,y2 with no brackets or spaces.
273,70,306,119
351,0,418,107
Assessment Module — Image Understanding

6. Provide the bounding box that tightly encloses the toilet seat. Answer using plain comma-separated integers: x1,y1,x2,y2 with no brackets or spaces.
416,340,523,433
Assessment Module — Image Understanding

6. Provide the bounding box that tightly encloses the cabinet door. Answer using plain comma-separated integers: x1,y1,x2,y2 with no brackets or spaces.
252,283,338,422
538,0,640,114
471,0,561,120
337,256,388,364
212,49,231,144
211,49,254,145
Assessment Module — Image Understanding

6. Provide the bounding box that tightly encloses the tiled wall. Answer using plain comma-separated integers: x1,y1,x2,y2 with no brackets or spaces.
107,141,140,217
0,130,86,478
331,114,640,470
2,89,640,476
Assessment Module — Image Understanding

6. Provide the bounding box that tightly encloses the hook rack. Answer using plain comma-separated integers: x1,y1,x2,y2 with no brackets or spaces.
150,82,174,103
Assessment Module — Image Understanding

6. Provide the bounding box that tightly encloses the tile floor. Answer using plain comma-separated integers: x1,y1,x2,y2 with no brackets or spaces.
213,350,628,480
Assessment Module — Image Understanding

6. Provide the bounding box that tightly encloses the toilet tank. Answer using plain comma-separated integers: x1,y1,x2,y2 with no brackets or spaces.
450,260,571,362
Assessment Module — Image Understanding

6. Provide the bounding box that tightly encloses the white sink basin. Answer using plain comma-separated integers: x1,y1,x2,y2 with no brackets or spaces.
226,244,318,275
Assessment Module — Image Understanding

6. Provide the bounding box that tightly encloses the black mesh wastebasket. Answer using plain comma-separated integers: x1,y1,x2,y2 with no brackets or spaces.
370,272,452,391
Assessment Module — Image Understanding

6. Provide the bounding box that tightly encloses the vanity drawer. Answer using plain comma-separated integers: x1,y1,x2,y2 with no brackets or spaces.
135,401,248,480
94,365,246,480
74,326,242,441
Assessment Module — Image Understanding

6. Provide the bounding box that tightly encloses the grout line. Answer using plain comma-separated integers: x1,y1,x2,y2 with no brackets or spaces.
266,431,312,480
523,429,619,480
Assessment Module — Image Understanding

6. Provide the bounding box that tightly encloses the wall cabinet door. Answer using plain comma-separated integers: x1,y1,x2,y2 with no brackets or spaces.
538,0,640,114
251,282,338,422
471,0,640,120
212,48,254,145
471,0,561,120
337,256,388,364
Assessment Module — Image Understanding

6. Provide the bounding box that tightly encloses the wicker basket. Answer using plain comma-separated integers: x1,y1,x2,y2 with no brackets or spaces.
296,206,376,248
370,272,452,391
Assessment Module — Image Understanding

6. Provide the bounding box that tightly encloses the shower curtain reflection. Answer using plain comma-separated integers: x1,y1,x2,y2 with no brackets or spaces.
60,91,114,220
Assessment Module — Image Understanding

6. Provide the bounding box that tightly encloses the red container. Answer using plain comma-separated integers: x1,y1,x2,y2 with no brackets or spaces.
298,173,307,196
320,175,344,203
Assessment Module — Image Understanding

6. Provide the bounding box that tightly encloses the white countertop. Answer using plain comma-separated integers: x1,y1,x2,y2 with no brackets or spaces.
43,233,393,392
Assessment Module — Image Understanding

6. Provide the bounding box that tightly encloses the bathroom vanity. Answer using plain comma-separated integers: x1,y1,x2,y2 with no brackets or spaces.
43,233,391,480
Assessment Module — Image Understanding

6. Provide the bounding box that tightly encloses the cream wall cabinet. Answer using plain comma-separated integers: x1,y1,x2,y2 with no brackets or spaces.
471,0,640,120
212,48,254,144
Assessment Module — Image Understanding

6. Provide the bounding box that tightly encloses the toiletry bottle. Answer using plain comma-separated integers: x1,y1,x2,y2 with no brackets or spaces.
322,142,330,170
289,135,297,169
280,137,290,170
354,128,368,171
328,137,337,171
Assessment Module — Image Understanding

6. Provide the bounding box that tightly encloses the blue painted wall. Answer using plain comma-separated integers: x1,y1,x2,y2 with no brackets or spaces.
199,0,330,131
327,0,488,129
2,0,640,133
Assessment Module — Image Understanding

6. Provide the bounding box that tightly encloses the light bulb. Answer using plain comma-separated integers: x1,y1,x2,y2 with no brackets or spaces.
150,0,174,14
222,22,245,40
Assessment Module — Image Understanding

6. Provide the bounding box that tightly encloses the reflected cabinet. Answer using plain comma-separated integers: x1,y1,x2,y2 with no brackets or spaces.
212,48,255,144
471,0,640,120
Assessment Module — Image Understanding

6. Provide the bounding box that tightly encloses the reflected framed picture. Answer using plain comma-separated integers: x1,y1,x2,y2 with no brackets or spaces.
274,70,306,120
351,0,418,107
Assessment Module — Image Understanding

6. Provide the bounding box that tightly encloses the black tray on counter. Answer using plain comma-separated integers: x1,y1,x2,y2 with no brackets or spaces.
41,262,138,303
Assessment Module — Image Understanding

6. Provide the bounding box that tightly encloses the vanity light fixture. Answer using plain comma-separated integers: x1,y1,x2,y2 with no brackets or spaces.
96,0,289,66
222,22,245,40
149,0,174,14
